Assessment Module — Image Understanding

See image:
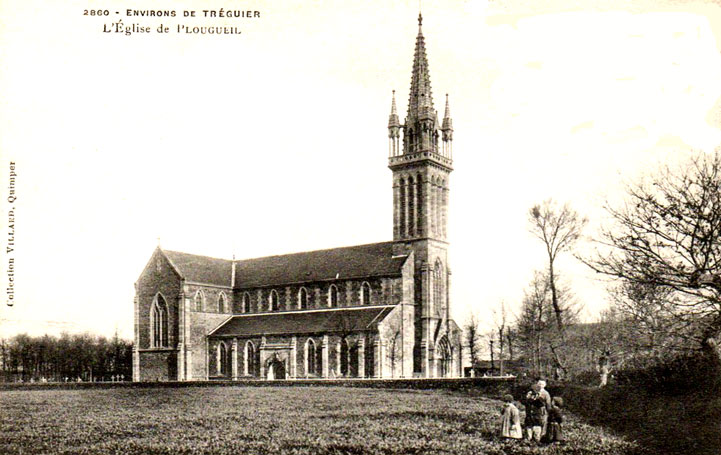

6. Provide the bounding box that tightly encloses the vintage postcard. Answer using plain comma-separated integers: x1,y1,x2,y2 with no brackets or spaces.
1,1,720,454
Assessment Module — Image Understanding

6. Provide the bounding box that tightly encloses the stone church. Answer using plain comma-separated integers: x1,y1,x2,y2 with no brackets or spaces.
133,14,463,381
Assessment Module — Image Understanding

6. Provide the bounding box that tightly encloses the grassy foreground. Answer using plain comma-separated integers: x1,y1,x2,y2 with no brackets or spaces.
0,386,643,455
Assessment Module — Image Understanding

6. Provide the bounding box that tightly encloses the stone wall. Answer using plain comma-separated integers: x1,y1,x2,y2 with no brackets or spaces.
136,249,182,351
135,250,182,381
138,350,176,382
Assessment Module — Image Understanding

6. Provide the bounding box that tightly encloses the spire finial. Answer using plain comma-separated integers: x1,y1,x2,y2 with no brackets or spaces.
388,90,401,130
418,12,423,27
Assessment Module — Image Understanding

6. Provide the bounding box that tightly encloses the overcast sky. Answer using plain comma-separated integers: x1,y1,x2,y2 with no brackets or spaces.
1,0,721,340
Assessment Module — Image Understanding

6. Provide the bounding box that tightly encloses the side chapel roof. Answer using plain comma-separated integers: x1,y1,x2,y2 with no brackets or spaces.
210,305,395,337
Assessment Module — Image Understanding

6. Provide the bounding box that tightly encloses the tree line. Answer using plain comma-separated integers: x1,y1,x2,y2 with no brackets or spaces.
0,332,133,382
467,151,721,387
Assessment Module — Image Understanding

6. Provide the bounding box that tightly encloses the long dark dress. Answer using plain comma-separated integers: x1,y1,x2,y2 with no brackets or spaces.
546,405,564,442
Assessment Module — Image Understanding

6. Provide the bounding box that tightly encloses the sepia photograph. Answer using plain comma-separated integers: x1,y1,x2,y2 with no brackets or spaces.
1,0,720,453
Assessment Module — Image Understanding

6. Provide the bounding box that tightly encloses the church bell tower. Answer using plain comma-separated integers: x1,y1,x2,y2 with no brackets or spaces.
388,13,455,377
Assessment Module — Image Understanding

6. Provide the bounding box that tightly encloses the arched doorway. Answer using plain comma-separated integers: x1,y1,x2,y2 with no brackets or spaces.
266,355,286,380
437,336,452,378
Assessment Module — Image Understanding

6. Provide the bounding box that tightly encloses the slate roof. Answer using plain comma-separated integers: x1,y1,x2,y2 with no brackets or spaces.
164,250,233,287
210,306,395,337
234,241,405,289
160,242,407,289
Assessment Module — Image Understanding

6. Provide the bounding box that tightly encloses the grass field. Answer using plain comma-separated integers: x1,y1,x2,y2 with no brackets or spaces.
0,386,644,455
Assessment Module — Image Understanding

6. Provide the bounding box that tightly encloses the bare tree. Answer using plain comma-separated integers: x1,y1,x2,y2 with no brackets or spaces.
506,327,516,362
585,151,721,362
463,312,482,372
515,271,581,379
516,271,551,376
529,199,587,332
493,302,508,375
383,319,403,377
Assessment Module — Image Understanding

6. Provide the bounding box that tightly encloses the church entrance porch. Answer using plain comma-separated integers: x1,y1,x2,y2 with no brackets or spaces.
260,347,290,380
436,336,452,378
265,355,287,380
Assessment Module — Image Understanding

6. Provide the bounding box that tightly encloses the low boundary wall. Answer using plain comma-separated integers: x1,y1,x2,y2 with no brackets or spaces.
0,377,515,393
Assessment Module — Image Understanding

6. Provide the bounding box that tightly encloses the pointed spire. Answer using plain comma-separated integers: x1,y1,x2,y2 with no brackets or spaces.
442,94,453,132
407,12,434,125
388,90,400,130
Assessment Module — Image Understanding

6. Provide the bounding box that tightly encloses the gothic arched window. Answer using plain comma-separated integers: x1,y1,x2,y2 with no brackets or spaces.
194,290,204,312
150,294,168,348
245,341,256,376
340,338,350,377
416,175,423,236
433,260,444,315
408,176,415,236
399,177,407,236
298,287,308,310
242,292,250,313
217,342,228,376
306,339,317,377
269,290,279,312
218,293,227,313
360,282,371,305
328,285,338,308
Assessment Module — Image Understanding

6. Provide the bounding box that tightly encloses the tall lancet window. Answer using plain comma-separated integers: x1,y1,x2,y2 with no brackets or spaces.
433,260,444,315
328,284,339,308
150,294,168,348
436,180,443,237
399,177,407,237
218,293,227,313
242,292,250,313
416,176,423,236
269,290,279,312
298,287,308,309
361,282,371,305
430,177,437,236
217,342,228,376
408,177,415,236
441,180,448,238
306,339,317,377
194,290,204,312
245,340,257,376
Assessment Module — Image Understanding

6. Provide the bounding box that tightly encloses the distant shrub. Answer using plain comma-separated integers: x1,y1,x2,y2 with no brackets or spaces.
614,352,720,395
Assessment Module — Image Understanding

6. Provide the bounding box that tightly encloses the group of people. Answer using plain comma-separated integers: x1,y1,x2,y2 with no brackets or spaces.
499,379,564,444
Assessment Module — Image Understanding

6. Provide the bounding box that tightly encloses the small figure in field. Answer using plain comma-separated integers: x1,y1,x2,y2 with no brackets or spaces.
598,351,611,387
545,396,565,443
499,394,522,439
524,383,546,442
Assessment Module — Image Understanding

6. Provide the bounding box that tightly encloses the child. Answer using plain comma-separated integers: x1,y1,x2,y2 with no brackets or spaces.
524,384,545,442
545,396,565,443
499,394,522,439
